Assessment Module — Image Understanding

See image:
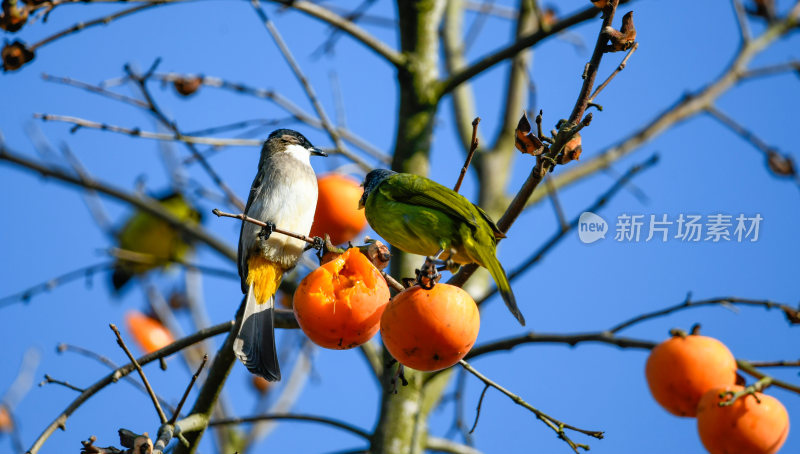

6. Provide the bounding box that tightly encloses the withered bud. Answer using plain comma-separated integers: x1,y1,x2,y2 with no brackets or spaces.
766,150,796,177
167,291,188,310
591,0,608,8
604,11,636,52
2,40,34,72
0,0,29,33
173,76,202,97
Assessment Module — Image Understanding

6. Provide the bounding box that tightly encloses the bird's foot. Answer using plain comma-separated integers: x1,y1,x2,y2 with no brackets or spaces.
311,236,325,251
415,257,441,290
258,221,275,242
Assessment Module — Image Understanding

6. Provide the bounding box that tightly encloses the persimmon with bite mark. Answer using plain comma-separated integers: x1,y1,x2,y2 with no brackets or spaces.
696,386,789,454
645,334,737,417
124,310,174,354
381,284,479,372
293,248,389,349
309,174,367,245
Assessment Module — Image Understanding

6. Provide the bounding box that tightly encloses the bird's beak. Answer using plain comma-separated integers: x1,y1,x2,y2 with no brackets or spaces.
310,147,327,157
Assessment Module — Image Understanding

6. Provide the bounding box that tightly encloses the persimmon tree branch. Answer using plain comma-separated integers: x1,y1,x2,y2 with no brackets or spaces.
476,153,659,305
266,0,405,67
458,360,603,453
201,413,371,440
0,144,237,262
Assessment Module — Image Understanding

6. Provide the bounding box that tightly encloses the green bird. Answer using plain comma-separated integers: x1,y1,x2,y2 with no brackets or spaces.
111,192,202,291
359,169,525,326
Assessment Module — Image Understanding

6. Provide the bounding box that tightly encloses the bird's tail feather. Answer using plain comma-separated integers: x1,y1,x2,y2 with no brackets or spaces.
480,251,525,326
234,258,282,381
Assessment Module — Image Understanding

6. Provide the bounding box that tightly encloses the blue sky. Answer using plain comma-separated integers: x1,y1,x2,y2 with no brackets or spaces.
1,1,798,453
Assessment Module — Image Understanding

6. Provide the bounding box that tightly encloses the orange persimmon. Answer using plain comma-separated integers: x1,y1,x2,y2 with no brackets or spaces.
124,310,174,354
309,174,367,245
697,386,789,454
0,406,12,433
645,334,737,417
293,248,389,349
380,284,479,372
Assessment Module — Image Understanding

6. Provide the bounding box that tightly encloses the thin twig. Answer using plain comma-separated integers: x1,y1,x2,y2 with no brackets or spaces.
41,73,148,109
34,113,264,146
741,61,800,78
468,384,490,434
170,354,208,424
30,3,165,51
737,360,800,395
731,0,751,43
607,296,798,334
212,208,317,245
0,261,112,308
313,0,378,57
38,375,84,393
705,105,775,155
109,324,168,424
745,359,800,367
458,360,603,453
453,118,480,193
206,413,370,440
544,175,568,231
587,42,639,106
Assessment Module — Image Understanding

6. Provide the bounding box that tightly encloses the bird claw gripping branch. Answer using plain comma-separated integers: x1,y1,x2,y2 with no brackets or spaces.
414,256,442,290
257,221,276,242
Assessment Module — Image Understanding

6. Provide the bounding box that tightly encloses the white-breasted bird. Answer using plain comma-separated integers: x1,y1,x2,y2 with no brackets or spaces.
234,129,327,381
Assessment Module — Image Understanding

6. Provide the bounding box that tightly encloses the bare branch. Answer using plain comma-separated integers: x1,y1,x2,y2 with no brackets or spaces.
0,144,237,262
170,355,208,425
737,360,800,395
109,324,168,424
731,0,751,43
38,374,85,393
267,0,405,67
34,113,264,146
587,42,639,107
705,105,775,155
0,261,112,308
608,296,799,334
458,360,604,453
211,208,318,246
41,73,148,109
453,118,480,193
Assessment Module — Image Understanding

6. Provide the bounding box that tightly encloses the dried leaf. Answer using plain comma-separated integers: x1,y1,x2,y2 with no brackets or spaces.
514,113,544,156
559,133,583,164
0,0,28,33
605,12,636,52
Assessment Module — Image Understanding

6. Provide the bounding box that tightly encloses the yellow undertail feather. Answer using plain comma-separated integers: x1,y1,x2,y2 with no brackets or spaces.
246,256,283,304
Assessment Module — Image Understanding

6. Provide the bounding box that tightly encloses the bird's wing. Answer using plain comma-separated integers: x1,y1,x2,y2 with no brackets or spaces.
238,168,264,293
379,173,502,236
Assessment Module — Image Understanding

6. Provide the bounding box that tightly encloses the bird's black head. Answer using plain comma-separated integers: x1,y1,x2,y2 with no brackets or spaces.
359,169,396,209
264,129,327,157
